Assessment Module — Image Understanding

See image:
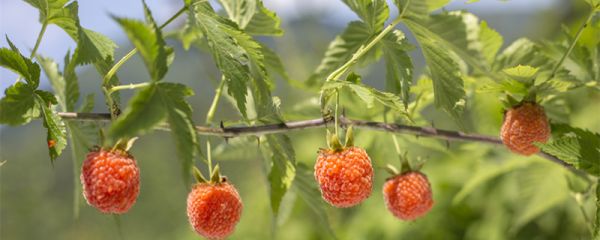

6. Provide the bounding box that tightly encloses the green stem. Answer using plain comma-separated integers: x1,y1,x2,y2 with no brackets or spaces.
326,16,404,82
15,21,48,84
108,82,151,95
206,140,213,175
334,90,340,137
206,76,226,124
30,21,48,59
547,10,596,82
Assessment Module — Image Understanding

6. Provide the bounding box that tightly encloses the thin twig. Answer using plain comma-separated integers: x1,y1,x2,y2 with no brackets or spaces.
54,111,582,174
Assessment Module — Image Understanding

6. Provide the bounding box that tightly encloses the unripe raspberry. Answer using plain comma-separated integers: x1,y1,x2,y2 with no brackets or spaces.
383,171,433,220
314,147,373,208
187,181,243,239
500,102,551,156
80,148,140,214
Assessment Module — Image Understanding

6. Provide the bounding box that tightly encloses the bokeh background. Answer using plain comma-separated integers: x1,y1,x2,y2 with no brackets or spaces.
1,0,599,239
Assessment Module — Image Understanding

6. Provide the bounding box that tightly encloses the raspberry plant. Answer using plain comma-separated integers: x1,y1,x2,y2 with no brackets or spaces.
1,0,600,239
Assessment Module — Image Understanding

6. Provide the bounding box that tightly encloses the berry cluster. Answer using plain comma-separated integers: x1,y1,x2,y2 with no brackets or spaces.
313,128,435,221
78,101,552,237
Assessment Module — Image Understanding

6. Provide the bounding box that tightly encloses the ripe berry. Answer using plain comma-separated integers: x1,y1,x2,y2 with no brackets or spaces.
187,181,243,239
80,148,140,214
500,102,551,156
314,146,374,208
383,171,433,220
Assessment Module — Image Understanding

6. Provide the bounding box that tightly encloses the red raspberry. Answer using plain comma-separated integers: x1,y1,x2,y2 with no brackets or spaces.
500,102,551,156
187,181,243,239
383,171,433,220
314,147,373,208
80,148,140,214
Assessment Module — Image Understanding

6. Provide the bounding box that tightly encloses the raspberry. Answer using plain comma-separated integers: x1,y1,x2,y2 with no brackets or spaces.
383,171,433,220
500,102,551,156
314,146,373,208
187,181,243,239
80,148,140,214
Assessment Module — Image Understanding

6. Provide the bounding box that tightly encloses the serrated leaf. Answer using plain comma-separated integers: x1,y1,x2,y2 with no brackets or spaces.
260,43,289,81
479,21,503,66
382,30,413,106
218,0,257,29
109,84,166,140
244,1,283,36
307,21,379,87
537,124,600,176
264,134,296,214
157,83,197,180
0,82,39,125
293,163,336,238
109,82,197,179
26,1,116,65
190,1,254,118
406,19,466,120
38,53,79,111
394,0,449,20
494,38,549,71
503,65,539,79
343,0,389,32
0,47,40,87
114,3,167,81
323,80,408,115
36,94,67,163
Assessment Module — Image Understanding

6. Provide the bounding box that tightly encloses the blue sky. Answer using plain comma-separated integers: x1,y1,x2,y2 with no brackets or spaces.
0,0,561,96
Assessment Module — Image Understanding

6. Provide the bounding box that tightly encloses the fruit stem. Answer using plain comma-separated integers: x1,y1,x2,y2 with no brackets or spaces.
206,76,226,125
206,140,213,175
334,90,340,138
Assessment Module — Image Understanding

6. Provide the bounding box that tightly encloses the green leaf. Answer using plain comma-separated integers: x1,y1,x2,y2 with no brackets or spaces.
0,47,40,87
114,3,168,81
38,53,79,111
109,84,166,140
595,179,600,239
23,0,69,23
264,134,296,214
260,43,290,81
537,124,600,176
109,82,197,178
293,163,336,238
405,19,466,120
219,0,283,36
157,83,197,180
393,0,449,20
494,38,549,71
36,94,67,163
25,1,116,65
244,1,283,36
479,21,503,66
323,80,408,115
218,0,257,29
503,65,539,79
190,1,254,118
307,21,379,87
0,82,39,125
343,0,389,32
382,30,413,106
